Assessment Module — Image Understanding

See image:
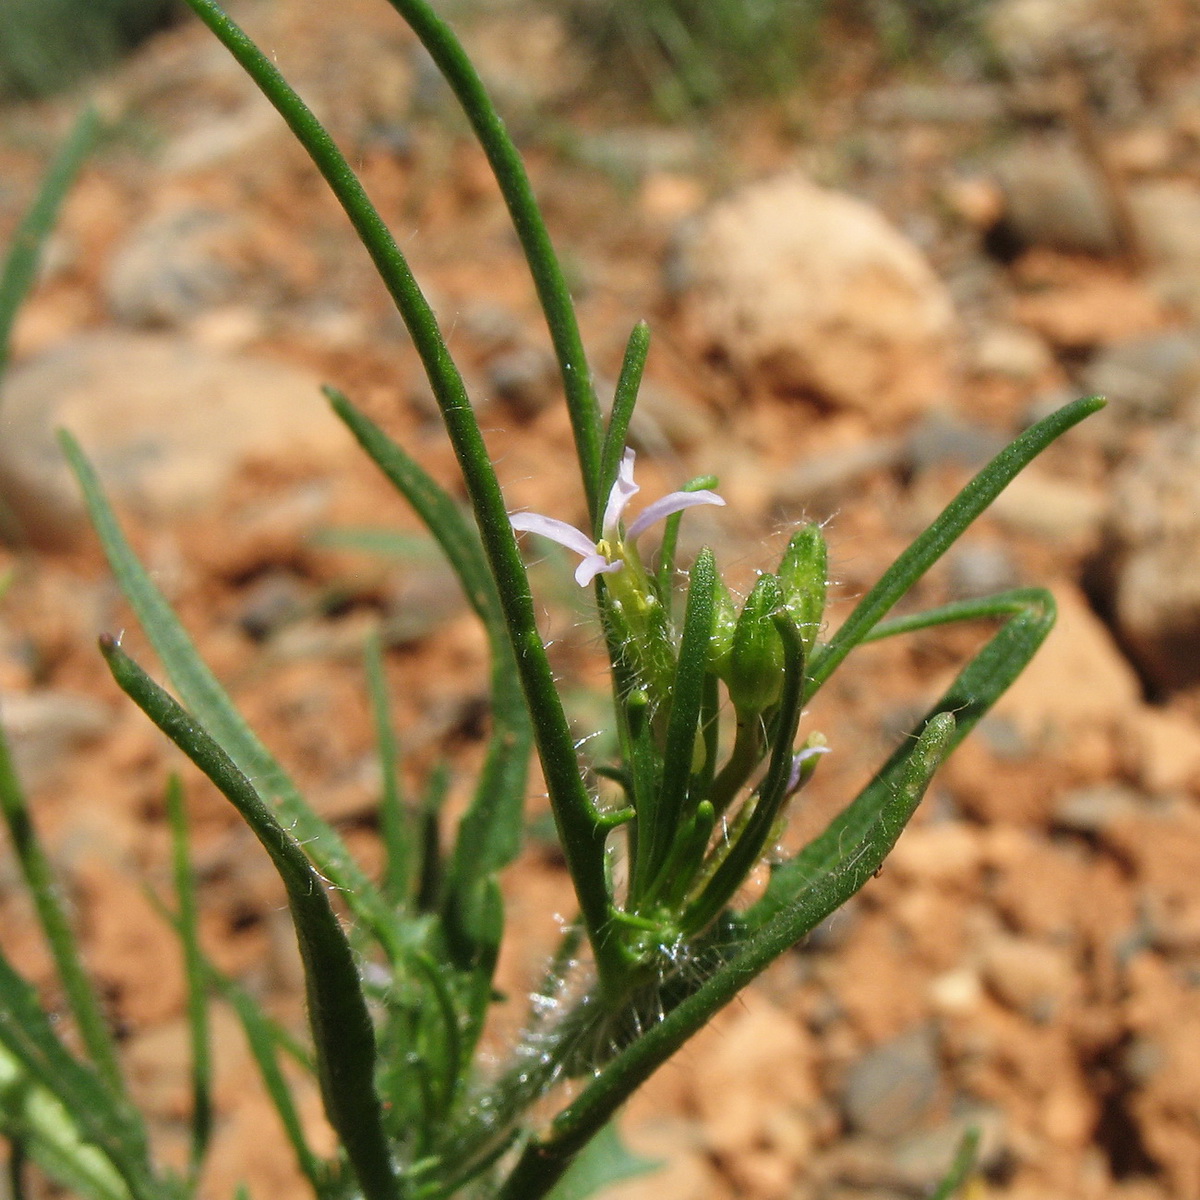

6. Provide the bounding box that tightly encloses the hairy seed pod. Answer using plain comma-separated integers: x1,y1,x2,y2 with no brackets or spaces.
778,522,827,658
727,574,785,714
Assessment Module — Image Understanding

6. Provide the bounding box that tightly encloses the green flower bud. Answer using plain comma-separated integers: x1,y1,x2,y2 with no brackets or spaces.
778,523,827,658
727,574,785,715
708,575,739,678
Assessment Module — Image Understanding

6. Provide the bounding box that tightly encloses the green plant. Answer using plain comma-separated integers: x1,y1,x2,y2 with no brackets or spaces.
0,3,1100,1199
553,0,995,114
0,0,181,98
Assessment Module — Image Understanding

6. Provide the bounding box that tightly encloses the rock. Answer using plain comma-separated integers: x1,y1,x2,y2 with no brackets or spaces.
831,1108,1007,1192
987,0,1105,69
928,967,984,1015
995,584,1141,739
1108,427,1200,691
946,541,1021,600
988,468,1107,546
841,1025,941,1140
637,172,706,224
770,437,907,511
676,173,956,419
1082,331,1200,446
159,97,282,175
887,822,985,889
943,175,1006,231
864,82,1004,126
1114,545,1200,693
991,135,1121,256
569,127,702,179
486,345,559,418
0,332,354,548
689,993,816,1156
237,570,312,642
609,379,716,455
1127,182,1200,318
1012,269,1166,351
383,561,466,645
1130,707,1200,793
105,207,249,327
0,689,111,789
907,410,1008,475
1053,783,1144,834
968,323,1055,382
979,933,1077,1020
604,1117,718,1200
975,713,1033,761
1130,181,1200,270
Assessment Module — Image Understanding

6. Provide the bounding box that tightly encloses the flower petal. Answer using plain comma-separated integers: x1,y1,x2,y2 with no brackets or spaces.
602,448,640,540
510,511,598,559
575,555,623,587
626,489,725,541
786,743,831,793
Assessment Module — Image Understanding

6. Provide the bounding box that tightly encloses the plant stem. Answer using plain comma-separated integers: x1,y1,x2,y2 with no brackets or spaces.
495,712,956,1198
383,0,603,518
178,0,624,996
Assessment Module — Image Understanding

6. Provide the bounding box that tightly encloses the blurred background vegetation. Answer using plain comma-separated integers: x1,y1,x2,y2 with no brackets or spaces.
0,0,182,99
1,0,993,111
555,0,994,114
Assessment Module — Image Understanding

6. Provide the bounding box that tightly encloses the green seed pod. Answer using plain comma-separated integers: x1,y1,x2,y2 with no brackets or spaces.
708,574,739,679
605,588,676,709
778,522,827,658
727,574,785,715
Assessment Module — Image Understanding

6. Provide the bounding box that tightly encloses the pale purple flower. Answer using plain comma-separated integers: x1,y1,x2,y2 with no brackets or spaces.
785,742,830,794
510,448,725,586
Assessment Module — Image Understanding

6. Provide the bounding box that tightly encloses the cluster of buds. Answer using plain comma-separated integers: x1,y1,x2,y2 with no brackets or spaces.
511,449,830,955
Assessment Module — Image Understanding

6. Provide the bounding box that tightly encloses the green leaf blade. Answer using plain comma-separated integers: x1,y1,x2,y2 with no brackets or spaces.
0,719,125,1097
0,107,100,378
100,638,399,1200
807,395,1103,697
165,776,212,1184
59,432,398,956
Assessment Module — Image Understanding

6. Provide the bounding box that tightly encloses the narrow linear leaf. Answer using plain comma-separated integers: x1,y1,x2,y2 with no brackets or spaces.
330,392,534,893
165,777,212,1184
930,1127,982,1200
308,527,441,561
416,763,450,915
100,638,399,1200
0,946,156,1200
148,888,326,1196
863,587,1053,643
597,322,650,531
0,107,100,377
327,389,499,629
405,950,466,1125
216,981,329,1196
807,395,1103,696
365,634,411,904
7,1136,24,1200
0,717,125,1095
634,548,714,899
751,590,1054,930
60,432,399,956
0,1045,130,1200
